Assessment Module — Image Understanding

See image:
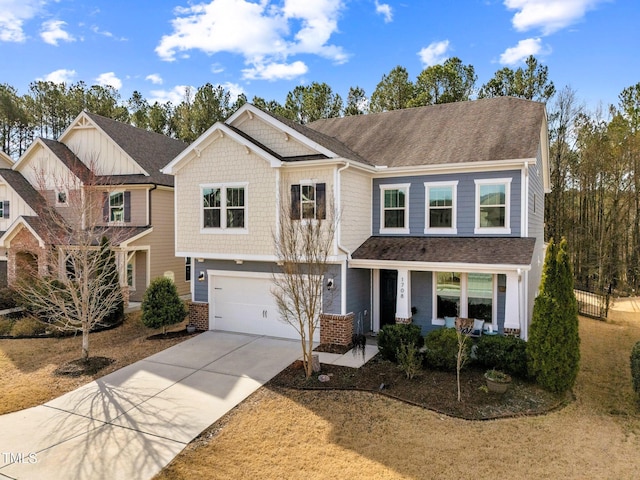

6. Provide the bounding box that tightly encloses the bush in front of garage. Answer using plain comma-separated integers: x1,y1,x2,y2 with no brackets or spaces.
141,277,187,335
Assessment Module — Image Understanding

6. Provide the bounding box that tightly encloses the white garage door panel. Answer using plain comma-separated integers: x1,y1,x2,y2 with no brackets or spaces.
210,274,311,340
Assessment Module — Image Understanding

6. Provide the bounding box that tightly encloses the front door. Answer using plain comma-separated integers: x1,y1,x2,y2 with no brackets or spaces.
380,269,397,327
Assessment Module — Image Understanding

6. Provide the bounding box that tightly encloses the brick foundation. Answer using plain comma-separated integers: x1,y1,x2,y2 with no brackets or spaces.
395,316,413,324
188,301,209,331
320,312,354,346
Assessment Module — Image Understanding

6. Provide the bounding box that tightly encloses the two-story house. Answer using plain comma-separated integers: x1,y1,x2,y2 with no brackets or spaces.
0,111,189,302
163,97,549,343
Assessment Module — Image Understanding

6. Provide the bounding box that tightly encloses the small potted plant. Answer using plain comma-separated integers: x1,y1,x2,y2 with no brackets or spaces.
484,369,512,393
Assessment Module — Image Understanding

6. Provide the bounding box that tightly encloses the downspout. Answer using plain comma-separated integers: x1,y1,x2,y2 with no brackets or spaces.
335,162,350,315
148,184,158,226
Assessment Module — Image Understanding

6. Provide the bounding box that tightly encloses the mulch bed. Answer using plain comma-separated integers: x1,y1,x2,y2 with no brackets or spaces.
54,356,115,377
269,355,570,420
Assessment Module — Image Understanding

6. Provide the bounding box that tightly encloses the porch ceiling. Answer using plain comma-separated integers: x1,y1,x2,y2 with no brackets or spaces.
351,236,536,266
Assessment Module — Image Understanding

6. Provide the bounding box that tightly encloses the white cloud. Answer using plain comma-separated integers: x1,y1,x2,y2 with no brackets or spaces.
91,25,127,41
418,40,450,66
499,37,549,65
145,73,163,85
0,0,48,42
39,68,77,84
40,20,75,45
148,85,196,105
504,0,605,35
220,82,245,102
375,0,393,23
242,60,308,81
155,0,347,80
95,72,122,90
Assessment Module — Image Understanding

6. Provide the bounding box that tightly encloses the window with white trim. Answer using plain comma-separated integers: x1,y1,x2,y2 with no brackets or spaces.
380,184,410,234
475,178,511,234
56,190,68,206
434,272,496,324
424,181,457,234
202,184,247,231
110,192,124,222
290,183,326,220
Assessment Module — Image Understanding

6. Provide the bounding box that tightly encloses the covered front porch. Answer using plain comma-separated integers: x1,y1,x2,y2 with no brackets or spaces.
349,236,536,340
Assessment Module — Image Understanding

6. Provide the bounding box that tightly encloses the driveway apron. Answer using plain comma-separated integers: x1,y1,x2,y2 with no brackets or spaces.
0,332,301,480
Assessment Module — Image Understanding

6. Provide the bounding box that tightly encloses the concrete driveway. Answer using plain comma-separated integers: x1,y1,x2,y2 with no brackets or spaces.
0,332,303,480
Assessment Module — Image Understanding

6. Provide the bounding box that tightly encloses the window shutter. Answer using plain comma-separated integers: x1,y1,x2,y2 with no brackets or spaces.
102,192,109,222
290,185,301,219
316,183,326,220
3,201,9,219
124,191,131,222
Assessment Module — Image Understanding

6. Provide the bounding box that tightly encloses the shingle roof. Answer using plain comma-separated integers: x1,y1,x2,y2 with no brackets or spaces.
308,97,545,167
0,169,45,214
255,109,374,165
84,112,188,186
351,236,536,266
39,138,94,183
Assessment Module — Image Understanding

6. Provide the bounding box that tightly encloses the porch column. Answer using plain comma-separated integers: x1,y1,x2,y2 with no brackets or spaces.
395,268,412,323
504,270,521,330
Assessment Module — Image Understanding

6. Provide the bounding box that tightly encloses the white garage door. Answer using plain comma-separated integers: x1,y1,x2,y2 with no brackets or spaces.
209,272,313,340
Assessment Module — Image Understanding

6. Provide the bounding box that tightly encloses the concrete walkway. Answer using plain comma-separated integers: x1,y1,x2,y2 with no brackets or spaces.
0,331,377,480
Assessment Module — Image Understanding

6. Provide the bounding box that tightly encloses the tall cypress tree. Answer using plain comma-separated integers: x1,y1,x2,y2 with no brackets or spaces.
527,238,581,393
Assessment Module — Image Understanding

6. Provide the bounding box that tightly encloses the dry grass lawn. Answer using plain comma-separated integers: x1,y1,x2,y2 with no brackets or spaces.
0,311,192,415
156,307,640,480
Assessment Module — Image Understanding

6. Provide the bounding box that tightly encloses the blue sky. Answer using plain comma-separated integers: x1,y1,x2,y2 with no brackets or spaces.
0,0,638,111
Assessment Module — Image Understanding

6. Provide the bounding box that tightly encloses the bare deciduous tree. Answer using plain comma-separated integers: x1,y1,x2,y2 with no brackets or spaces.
13,159,125,360
271,199,337,378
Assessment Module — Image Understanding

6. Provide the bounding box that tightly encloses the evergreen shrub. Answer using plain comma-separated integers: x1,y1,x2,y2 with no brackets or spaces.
376,323,423,362
475,334,528,378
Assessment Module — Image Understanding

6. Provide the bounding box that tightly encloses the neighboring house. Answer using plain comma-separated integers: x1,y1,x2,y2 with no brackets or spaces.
163,97,549,343
0,151,13,168
0,111,189,302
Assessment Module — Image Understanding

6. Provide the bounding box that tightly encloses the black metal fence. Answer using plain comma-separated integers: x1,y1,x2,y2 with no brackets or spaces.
574,286,611,320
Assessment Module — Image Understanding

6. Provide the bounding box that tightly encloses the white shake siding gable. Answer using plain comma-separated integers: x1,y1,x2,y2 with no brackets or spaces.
174,135,277,257
231,115,318,158
339,168,372,253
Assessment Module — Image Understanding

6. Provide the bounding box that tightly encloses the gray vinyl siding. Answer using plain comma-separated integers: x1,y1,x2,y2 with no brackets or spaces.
193,259,342,315
346,267,371,333
373,171,522,237
526,148,547,329
410,271,433,335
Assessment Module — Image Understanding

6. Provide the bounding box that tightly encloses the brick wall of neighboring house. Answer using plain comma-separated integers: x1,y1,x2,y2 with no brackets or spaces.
320,312,354,346
188,301,209,331
7,227,47,285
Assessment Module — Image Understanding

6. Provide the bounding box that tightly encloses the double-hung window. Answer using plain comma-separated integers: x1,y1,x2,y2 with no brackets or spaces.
424,181,457,234
475,178,511,234
434,272,496,325
110,192,124,222
380,184,410,234
202,183,247,232
290,183,326,220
